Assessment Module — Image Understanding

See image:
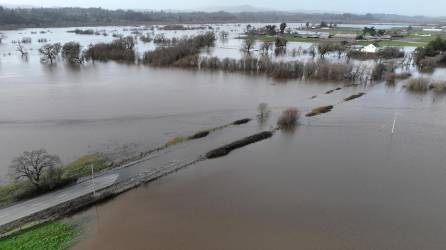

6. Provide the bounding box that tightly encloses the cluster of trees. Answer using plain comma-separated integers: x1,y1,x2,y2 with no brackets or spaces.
142,32,215,66
317,41,348,58
198,55,367,82
34,36,136,64
362,27,386,37
347,46,405,60
414,37,446,71
84,36,136,62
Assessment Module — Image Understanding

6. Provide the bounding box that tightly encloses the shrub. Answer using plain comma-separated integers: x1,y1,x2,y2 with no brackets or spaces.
140,34,152,43
378,47,405,59
68,29,94,35
371,63,387,81
429,81,446,93
385,72,396,85
406,78,430,92
62,42,82,64
306,105,334,117
277,107,300,128
303,61,317,79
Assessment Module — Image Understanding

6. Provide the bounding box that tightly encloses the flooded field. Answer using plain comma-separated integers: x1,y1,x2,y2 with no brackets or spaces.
2,22,446,249
74,82,446,250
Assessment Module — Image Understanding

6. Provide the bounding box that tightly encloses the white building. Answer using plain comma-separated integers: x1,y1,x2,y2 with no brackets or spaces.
361,44,377,53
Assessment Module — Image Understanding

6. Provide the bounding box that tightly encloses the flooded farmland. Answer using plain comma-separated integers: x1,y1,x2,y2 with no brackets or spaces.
2,22,446,249
74,81,446,250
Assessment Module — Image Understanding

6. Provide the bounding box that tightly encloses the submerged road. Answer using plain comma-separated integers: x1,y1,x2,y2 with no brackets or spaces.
0,120,261,230
0,174,118,227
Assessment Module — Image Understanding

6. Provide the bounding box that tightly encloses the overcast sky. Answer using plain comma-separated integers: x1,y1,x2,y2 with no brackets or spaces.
1,0,444,16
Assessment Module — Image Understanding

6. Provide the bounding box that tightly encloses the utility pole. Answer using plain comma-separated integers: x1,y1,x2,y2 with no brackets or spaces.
90,162,96,196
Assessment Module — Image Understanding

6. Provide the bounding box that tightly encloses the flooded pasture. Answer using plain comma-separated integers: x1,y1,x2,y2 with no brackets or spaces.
2,23,446,249
74,82,446,250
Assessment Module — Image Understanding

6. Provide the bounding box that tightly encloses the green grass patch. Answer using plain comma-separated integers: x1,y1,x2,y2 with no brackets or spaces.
250,34,319,43
354,40,424,47
0,220,80,250
62,154,109,180
166,136,188,146
0,182,27,205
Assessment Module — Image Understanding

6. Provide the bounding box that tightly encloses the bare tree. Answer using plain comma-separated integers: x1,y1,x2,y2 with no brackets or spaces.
219,30,229,40
260,41,272,54
0,32,6,43
39,43,61,64
257,103,270,118
242,34,256,53
9,149,61,188
16,41,28,57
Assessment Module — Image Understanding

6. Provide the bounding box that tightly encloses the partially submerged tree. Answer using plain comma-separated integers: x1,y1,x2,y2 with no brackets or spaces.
39,43,61,64
277,107,300,129
9,149,61,188
62,42,82,64
16,41,28,57
219,30,229,40
0,32,6,43
274,37,288,55
257,103,271,118
242,34,256,53
279,22,287,34
260,40,272,54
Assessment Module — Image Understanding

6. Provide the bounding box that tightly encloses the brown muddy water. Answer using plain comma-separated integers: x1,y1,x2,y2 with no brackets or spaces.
73,83,446,250
2,25,446,249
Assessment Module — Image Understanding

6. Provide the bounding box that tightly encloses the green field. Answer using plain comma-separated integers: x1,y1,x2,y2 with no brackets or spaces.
245,26,446,48
0,220,80,250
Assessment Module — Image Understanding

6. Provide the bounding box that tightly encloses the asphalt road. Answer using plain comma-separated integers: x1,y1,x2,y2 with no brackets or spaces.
0,174,118,227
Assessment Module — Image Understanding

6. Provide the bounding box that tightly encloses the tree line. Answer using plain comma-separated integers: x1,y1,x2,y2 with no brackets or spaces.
0,6,439,29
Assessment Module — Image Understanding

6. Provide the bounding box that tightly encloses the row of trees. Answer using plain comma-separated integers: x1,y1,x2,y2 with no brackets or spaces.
22,36,136,64
142,32,215,66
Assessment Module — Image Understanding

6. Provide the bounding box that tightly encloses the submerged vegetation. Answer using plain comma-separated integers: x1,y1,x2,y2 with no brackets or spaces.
344,92,366,101
142,32,215,66
406,78,430,92
84,36,136,63
414,37,446,72
306,105,334,117
277,108,300,129
206,131,273,159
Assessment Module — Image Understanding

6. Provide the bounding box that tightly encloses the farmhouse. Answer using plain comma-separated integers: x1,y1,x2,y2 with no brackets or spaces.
361,44,377,53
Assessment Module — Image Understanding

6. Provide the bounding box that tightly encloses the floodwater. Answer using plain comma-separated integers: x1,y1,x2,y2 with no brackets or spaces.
0,23,388,177
2,23,446,249
74,82,446,250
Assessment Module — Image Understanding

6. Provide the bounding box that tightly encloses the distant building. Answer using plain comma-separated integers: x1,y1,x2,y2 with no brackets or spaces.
361,44,377,53
423,28,443,32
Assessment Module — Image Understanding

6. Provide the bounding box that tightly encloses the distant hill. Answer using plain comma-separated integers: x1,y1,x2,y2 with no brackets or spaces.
195,5,273,13
0,3,38,9
0,6,445,29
